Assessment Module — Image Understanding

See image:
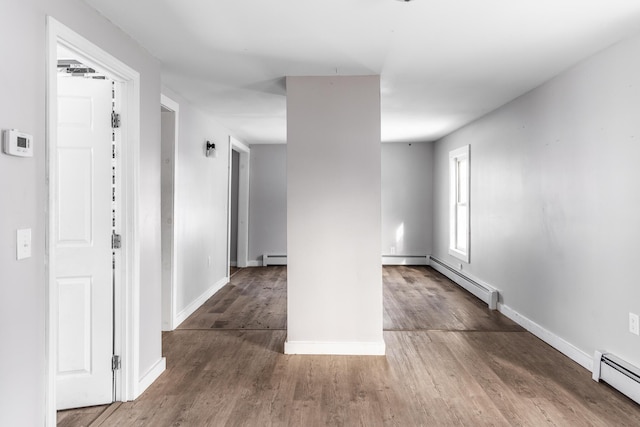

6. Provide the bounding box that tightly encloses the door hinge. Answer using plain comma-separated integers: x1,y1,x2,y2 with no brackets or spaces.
111,111,121,129
112,355,121,371
111,233,122,249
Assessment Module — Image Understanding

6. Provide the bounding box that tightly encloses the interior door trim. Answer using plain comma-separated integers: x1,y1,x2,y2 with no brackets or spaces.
46,16,142,426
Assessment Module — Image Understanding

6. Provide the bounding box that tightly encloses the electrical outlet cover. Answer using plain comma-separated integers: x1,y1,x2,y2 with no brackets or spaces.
16,228,31,260
629,313,639,336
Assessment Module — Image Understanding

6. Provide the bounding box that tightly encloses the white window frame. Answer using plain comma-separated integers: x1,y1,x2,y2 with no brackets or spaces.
449,145,470,263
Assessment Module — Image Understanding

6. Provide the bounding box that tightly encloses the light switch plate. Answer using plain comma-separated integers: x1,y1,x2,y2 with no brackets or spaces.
16,228,31,260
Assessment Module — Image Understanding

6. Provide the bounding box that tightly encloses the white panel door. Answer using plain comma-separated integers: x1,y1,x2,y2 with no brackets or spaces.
56,76,114,410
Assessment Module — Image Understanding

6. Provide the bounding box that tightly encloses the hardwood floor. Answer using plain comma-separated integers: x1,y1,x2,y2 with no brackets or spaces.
179,267,286,330
57,266,640,426
382,266,522,332
57,404,114,427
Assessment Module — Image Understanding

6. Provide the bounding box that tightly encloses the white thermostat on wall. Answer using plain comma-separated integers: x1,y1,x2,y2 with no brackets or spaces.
3,129,33,157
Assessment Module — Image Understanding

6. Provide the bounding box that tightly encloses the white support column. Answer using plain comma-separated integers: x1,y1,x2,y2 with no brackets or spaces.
285,76,384,355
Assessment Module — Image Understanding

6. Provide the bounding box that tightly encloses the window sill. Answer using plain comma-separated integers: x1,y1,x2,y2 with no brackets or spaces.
448,248,469,263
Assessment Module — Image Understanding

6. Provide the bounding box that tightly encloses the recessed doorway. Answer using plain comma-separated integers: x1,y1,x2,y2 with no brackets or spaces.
227,137,250,274
160,94,179,331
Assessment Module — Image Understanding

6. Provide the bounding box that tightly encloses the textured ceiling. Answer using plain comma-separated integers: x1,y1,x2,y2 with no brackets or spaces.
84,0,640,144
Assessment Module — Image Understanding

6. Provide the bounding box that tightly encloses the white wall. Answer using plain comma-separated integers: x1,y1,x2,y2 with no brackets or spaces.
248,144,287,264
248,142,432,264
432,33,640,368
0,0,162,424
381,142,433,257
161,87,233,319
0,4,46,425
286,76,383,354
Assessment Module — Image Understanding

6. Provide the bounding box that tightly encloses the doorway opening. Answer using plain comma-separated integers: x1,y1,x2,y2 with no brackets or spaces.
160,94,179,331
227,137,250,275
230,149,240,271
46,17,142,426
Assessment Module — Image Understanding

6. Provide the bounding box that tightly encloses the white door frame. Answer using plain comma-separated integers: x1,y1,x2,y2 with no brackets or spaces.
160,94,179,331
228,136,250,273
46,17,141,426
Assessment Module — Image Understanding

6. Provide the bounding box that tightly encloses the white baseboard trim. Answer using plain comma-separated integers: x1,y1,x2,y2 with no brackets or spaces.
498,303,592,371
382,255,429,265
230,261,237,267
247,260,262,267
429,256,498,310
174,276,228,327
135,357,166,399
284,339,386,356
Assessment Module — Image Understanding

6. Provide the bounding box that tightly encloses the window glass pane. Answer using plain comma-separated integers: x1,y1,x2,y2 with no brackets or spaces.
456,205,467,251
458,158,468,203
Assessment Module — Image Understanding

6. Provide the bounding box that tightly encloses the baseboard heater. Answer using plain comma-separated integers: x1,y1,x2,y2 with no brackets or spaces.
593,351,640,404
428,255,498,310
263,254,430,266
382,255,429,265
263,254,287,266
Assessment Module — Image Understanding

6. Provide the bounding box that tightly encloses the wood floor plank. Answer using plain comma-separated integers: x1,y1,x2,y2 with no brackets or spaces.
75,330,640,426
183,265,522,333
59,266,640,426
57,404,110,427
383,266,523,332
178,267,287,330
443,332,552,426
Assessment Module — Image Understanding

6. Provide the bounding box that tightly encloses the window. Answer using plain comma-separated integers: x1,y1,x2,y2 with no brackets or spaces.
449,145,470,263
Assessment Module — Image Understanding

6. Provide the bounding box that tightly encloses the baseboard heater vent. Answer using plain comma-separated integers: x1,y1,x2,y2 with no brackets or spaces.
428,256,498,310
382,255,429,265
263,254,287,266
593,351,640,404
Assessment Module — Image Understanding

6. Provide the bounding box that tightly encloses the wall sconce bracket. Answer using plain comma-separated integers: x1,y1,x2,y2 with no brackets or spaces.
206,141,216,158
